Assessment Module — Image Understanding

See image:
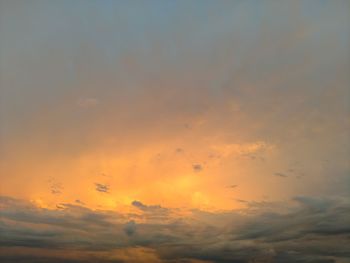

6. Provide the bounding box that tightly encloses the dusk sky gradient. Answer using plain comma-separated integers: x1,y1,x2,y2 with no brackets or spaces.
0,1,349,262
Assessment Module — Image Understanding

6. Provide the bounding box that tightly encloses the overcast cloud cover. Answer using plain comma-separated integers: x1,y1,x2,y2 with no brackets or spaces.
0,0,349,262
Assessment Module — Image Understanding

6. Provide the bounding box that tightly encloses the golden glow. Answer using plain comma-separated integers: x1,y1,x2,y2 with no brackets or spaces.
1,136,277,213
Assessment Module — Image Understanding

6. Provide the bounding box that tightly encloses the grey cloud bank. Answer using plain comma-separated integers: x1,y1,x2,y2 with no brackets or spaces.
1,195,349,263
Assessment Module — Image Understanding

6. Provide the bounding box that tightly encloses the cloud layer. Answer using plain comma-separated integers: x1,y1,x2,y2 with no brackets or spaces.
1,195,349,263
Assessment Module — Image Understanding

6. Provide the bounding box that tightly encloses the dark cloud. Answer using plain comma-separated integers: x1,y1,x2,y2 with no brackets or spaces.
95,183,109,193
192,164,202,172
175,148,184,154
274,172,287,178
131,201,168,215
1,195,349,262
75,200,85,205
123,221,136,237
275,167,307,180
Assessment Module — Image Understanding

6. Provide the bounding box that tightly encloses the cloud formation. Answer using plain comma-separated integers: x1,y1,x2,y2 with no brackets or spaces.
1,195,349,263
0,1,349,262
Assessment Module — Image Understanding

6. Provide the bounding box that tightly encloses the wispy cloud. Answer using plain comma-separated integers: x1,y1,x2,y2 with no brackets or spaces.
274,172,287,178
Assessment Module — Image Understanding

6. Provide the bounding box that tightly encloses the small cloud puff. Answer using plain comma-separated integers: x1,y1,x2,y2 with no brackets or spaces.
192,164,202,172
95,183,109,193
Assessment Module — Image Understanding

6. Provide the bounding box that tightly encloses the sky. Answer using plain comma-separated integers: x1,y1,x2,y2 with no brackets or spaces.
0,0,349,262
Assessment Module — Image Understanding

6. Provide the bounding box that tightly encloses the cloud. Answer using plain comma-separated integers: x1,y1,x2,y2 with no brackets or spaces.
75,200,85,205
123,220,136,237
48,178,63,195
192,164,203,172
131,201,168,214
274,172,287,178
1,195,349,262
50,184,63,195
0,0,349,262
175,148,184,154
95,183,109,193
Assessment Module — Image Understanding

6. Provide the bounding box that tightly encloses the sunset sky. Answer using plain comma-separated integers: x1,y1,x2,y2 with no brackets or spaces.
0,1,349,262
